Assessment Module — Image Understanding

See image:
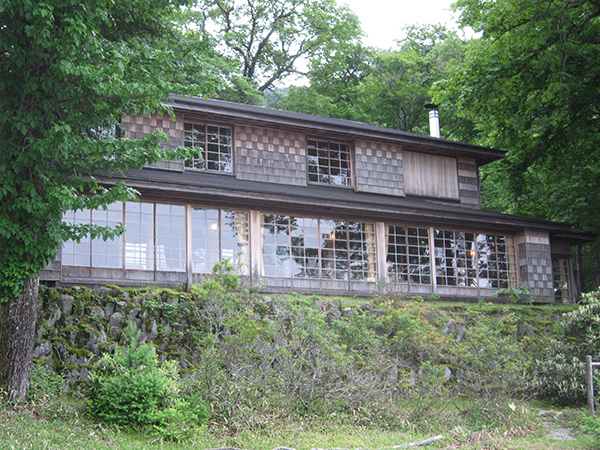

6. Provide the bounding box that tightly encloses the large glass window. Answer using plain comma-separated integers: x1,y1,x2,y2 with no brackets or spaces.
291,217,320,278
307,139,352,186
262,214,294,278
191,208,249,275
387,226,431,285
125,202,155,270
386,225,517,289
62,203,123,269
261,214,376,281
434,230,476,287
63,202,249,276
433,229,516,289
156,204,186,272
62,209,92,267
184,123,232,172
475,234,516,289
91,202,123,269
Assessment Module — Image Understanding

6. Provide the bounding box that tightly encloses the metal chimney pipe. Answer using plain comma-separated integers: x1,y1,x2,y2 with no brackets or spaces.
424,103,440,138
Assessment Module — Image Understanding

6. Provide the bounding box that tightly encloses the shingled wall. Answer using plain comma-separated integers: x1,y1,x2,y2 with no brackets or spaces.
122,113,184,171
354,139,405,197
518,230,554,302
234,125,307,186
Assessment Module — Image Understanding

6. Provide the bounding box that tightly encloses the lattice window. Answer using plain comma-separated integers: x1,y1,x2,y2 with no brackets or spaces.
307,139,352,186
156,204,186,272
184,123,232,172
386,226,431,285
191,208,249,275
261,214,376,281
475,234,516,289
434,230,476,287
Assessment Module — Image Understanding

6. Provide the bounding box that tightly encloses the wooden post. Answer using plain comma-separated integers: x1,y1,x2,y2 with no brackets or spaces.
588,355,595,415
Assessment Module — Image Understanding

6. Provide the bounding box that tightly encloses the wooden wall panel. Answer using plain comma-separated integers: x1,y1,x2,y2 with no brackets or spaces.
404,152,459,200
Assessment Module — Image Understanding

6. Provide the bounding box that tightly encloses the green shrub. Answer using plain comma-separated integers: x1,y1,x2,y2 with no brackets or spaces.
86,322,209,439
530,348,587,405
529,289,600,405
583,414,600,446
28,362,64,400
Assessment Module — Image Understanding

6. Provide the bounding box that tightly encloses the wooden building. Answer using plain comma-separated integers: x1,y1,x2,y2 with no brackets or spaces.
41,95,594,303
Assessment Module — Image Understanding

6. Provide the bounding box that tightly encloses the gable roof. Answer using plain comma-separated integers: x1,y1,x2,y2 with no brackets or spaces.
167,95,506,166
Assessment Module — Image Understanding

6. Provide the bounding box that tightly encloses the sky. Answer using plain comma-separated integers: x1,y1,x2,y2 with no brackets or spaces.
341,0,460,49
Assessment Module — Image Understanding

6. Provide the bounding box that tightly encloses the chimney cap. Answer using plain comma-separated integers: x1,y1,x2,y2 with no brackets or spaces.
424,103,439,110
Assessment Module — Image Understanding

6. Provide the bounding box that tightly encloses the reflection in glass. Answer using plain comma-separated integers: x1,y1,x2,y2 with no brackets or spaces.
261,214,376,282
192,208,248,275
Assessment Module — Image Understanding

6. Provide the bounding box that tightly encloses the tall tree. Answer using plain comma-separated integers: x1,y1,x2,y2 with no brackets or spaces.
359,25,468,133
444,0,600,287
0,0,217,400
265,43,373,121
268,25,469,135
192,0,362,101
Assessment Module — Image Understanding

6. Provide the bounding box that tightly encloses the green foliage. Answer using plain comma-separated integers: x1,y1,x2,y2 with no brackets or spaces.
446,0,600,244
563,288,600,356
493,286,533,304
189,0,362,99
530,289,600,405
86,323,209,439
29,281,572,438
27,363,65,401
0,0,219,302
582,414,600,446
530,349,587,405
270,24,469,137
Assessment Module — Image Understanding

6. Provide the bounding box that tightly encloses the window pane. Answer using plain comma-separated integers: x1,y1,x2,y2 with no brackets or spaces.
221,210,249,275
291,217,320,278
553,258,570,303
156,204,186,272
61,209,91,266
184,123,206,170
386,225,431,285
184,123,232,172
91,202,123,269
435,230,476,287
307,139,351,186
191,207,221,274
261,214,291,277
348,222,377,281
125,202,154,270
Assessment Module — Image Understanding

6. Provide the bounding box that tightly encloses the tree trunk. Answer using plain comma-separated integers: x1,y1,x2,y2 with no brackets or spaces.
0,276,38,401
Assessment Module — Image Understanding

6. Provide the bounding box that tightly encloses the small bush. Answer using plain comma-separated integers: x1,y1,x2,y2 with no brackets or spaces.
86,322,209,440
530,347,587,405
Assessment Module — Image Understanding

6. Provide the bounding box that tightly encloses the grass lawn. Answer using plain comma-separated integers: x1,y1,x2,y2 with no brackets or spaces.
0,397,595,450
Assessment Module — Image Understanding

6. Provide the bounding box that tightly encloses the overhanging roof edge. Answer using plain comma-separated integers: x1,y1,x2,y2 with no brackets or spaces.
166,95,505,165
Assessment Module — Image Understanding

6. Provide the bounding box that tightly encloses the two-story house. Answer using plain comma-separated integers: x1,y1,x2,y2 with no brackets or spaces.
41,95,593,302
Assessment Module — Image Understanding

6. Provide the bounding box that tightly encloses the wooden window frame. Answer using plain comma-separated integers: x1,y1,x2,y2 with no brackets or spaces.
184,122,233,173
307,138,353,187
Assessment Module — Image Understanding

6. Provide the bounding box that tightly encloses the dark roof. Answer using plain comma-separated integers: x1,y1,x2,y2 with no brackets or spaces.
166,95,506,166
98,169,590,242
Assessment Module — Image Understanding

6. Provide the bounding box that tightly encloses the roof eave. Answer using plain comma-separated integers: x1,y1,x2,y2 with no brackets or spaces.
166,95,506,166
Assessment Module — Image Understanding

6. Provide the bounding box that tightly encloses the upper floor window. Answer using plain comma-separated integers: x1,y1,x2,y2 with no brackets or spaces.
307,139,352,186
184,123,232,173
